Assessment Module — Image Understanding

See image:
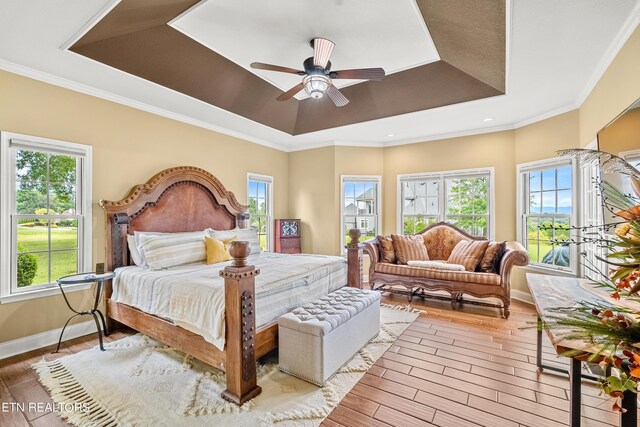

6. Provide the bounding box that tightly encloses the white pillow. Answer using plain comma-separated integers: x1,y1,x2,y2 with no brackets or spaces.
127,235,143,266
134,230,208,267
210,228,262,255
407,260,466,271
137,231,208,270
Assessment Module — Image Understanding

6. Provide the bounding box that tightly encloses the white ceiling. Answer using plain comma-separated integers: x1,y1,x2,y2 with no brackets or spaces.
0,0,638,151
169,0,439,100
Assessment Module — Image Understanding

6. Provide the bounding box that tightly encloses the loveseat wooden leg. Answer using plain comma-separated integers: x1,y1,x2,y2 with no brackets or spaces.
503,302,511,319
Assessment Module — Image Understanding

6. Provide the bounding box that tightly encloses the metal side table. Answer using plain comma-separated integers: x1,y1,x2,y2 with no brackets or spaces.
55,272,114,352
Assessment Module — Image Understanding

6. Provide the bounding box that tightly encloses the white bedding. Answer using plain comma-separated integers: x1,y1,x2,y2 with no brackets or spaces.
112,252,346,350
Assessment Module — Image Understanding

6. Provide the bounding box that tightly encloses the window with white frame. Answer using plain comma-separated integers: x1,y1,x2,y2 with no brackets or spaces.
517,157,576,272
247,174,273,251
580,157,605,280
341,176,381,250
399,169,493,238
1,132,92,298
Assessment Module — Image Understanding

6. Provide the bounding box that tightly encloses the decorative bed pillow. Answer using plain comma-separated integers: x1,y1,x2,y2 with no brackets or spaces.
138,231,208,270
391,234,430,265
211,228,262,255
407,260,466,271
204,236,236,264
127,235,143,266
478,241,507,274
447,239,490,272
134,230,207,267
377,235,396,263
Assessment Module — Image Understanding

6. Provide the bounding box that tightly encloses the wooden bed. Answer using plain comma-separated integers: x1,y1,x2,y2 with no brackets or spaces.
99,166,275,405
99,166,364,405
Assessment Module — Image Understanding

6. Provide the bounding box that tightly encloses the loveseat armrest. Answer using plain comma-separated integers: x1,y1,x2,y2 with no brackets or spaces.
499,241,530,288
362,239,380,280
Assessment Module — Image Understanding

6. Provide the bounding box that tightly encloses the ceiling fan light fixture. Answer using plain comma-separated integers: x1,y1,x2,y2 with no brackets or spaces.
303,74,331,99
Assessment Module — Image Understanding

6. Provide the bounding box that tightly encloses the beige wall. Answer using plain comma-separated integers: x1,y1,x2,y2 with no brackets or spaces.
0,70,289,343
514,110,580,164
382,131,516,241
598,107,640,155
580,27,640,147
288,146,337,255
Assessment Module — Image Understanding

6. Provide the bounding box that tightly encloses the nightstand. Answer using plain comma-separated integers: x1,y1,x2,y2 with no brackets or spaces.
55,272,114,352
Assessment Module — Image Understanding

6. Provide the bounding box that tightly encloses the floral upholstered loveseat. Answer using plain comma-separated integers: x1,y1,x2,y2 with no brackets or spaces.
364,222,529,318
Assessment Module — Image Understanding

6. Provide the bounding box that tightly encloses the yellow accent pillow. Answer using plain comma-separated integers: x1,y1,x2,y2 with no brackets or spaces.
205,235,236,264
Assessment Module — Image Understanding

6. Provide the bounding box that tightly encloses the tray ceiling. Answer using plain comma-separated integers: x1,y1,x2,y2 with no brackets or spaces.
69,0,506,135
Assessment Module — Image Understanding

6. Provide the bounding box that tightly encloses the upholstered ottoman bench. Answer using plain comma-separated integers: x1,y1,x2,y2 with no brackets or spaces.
278,287,381,386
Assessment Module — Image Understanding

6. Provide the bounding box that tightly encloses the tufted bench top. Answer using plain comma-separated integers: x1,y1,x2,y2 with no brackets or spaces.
278,287,380,337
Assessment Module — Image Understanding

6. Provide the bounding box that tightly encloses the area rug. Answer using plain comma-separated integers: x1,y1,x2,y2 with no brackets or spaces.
33,304,421,427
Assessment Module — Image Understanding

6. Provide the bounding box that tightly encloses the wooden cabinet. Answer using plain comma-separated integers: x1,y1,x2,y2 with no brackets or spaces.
274,219,301,254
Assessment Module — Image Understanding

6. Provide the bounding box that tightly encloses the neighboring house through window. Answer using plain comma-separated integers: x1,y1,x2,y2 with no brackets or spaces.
0,132,92,301
341,176,381,251
398,168,494,238
247,173,273,251
517,157,577,273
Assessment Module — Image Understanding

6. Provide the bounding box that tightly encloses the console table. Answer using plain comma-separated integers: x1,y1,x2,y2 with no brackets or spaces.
527,273,637,427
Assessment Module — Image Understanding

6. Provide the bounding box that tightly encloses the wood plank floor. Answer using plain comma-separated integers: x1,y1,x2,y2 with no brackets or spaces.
0,294,632,426
324,294,633,427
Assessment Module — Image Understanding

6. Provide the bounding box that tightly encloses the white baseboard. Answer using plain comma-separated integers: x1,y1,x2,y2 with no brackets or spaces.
0,320,95,360
512,289,534,305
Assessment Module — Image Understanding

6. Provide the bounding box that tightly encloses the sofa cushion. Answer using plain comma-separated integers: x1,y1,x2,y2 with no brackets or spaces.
479,241,507,273
407,260,465,271
421,226,467,260
448,240,490,271
391,234,430,264
377,235,396,264
375,262,500,285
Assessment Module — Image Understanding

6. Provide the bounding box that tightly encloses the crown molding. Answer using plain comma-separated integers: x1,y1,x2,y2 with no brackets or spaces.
0,59,290,153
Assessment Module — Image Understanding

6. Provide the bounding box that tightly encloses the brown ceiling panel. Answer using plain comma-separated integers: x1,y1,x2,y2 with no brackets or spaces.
70,0,506,135
73,0,200,49
293,61,502,135
417,0,506,92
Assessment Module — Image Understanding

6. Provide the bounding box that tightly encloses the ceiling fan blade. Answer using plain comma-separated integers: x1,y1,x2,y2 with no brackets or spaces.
313,38,335,68
331,68,385,81
250,62,305,75
326,85,349,107
276,82,305,101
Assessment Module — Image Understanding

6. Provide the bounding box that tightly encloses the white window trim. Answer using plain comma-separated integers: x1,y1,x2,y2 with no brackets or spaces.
396,167,496,240
516,156,579,275
340,175,382,255
247,172,274,252
620,149,640,162
0,132,92,303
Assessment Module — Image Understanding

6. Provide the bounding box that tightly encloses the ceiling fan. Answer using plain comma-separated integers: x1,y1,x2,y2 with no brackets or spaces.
250,38,386,107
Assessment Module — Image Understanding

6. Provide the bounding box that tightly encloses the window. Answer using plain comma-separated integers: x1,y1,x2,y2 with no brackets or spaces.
1,132,92,300
398,168,494,238
517,157,576,273
341,176,381,251
580,156,605,280
247,174,273,251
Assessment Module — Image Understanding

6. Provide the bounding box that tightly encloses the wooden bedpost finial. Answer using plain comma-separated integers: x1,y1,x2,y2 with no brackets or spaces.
347,228,361,248
229,241,250,267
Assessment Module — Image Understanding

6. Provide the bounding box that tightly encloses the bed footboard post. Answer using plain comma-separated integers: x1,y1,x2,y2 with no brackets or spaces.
220,241,262,406
346,229,363,289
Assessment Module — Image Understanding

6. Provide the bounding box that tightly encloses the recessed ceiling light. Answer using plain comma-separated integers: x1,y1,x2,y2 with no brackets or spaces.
482,117,494,122
386,133,395,137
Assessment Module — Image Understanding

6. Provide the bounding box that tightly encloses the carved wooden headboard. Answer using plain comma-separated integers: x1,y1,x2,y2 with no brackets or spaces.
99,166,247,272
